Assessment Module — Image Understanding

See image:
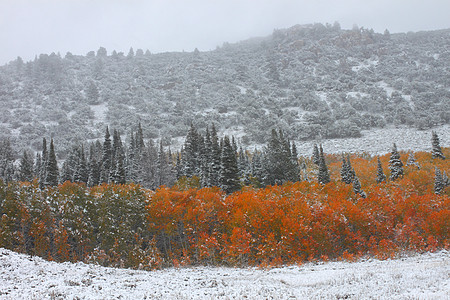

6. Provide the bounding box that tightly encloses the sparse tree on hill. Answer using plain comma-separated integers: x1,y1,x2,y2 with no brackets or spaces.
389,143,403,181
376,157,386,183
431,131,445,160
318,145,330,184
434,167,445,195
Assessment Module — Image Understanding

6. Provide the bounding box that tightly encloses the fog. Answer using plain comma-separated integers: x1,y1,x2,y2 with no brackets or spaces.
1,0,449,65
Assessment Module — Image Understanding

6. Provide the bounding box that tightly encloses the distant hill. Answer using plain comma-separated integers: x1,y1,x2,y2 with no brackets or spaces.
0,23,449,157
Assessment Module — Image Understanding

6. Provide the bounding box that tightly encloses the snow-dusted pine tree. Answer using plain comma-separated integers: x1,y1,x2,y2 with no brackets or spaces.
431,131,445,160
376,157,386,183
389,143,403,181
434,167,445,195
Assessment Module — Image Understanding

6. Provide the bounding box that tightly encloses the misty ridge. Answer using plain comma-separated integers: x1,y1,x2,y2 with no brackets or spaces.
0,22,449,157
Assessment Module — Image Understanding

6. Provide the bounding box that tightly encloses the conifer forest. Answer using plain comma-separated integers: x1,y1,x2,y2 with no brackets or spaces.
0,23,449,270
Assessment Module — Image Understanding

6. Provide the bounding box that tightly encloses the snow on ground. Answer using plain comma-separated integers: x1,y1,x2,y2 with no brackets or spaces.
295,124,449,156
0,248,448,299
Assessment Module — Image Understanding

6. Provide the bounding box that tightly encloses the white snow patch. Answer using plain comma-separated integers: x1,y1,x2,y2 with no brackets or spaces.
295,124,450,156
90,103,108,124
236,85,247,94
0,248,448,299
378,81,396,97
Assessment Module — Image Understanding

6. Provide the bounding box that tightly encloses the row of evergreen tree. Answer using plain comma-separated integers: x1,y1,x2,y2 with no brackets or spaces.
0,126,447,194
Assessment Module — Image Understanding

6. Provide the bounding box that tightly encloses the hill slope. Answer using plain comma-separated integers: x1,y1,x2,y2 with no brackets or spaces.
0,23,449,156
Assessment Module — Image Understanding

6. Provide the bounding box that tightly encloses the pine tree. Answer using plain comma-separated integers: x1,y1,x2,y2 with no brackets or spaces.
318,145,330,184
389,143,403,181
434,167,445,195
39,138,48,188
100,127,112,183
182,123,200,178
352,175,366,198
376,157,386,183
19,150,34,182
340,155,354,184
209,123,221,187
34,153,42,180
312,144,320,165
431,131,445,160
73,145,88,184
406,152,420,169
219,136,240,193
45,138,59,187
87,143,101,187
0,138,15,183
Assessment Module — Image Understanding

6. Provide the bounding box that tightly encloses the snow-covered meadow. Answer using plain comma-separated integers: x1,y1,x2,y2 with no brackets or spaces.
0,248,448,299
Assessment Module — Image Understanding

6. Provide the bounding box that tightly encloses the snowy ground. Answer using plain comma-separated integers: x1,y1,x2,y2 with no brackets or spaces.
0,249,448,299
294,124,450,156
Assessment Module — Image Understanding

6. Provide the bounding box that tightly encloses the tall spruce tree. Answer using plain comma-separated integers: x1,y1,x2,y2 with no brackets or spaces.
434,167,445,195
340,155,354,184
312,144,320,165
352,175,366,198
182,123,200,178
389,143,403,181
431,131,445,159
209,123,221,187
19,150,34,182
0,138,15,183
39,138,48,188
45,138,59,187
219,136,240,193
376,157,386,183
100,127,112,183
318,144,330,184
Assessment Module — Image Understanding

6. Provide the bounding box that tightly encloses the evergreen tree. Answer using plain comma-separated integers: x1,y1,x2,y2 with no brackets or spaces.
376,157,386,183
33,153,42,180
340,155,354,184
87,143,101,187
434,167,445,195
45,138,59,187
312,144,320,165
219,136,240,193
290,142,301,182
73,145,88,184
182,123,200,178
39,138,48,188
19,150,34,182
100,127,112,183
209,123,221,187
0,138,15,183
431,131,445,159
317,145,330,184
352,175,366,198
156,141,169,187
389,143,403,181
406,152,420,169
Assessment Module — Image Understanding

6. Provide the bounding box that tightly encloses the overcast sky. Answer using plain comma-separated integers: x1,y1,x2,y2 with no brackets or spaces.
1,0,449,65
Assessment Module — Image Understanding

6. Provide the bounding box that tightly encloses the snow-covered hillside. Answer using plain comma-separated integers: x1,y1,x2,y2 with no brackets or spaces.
0,248,448,299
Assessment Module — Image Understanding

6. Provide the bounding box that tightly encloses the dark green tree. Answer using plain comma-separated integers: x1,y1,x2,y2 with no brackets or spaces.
352,175,366,198
376,157,386,183
19,150,34,182
389,143,403,181
432,131,445,159
0,138,15,183
317,145,330,184
434,167,445,195
45,138,59,187
219,136,240,193
100,127,112,183
312,144,320,165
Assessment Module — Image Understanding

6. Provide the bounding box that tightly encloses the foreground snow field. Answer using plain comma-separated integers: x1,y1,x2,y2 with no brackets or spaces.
0,249,448,299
